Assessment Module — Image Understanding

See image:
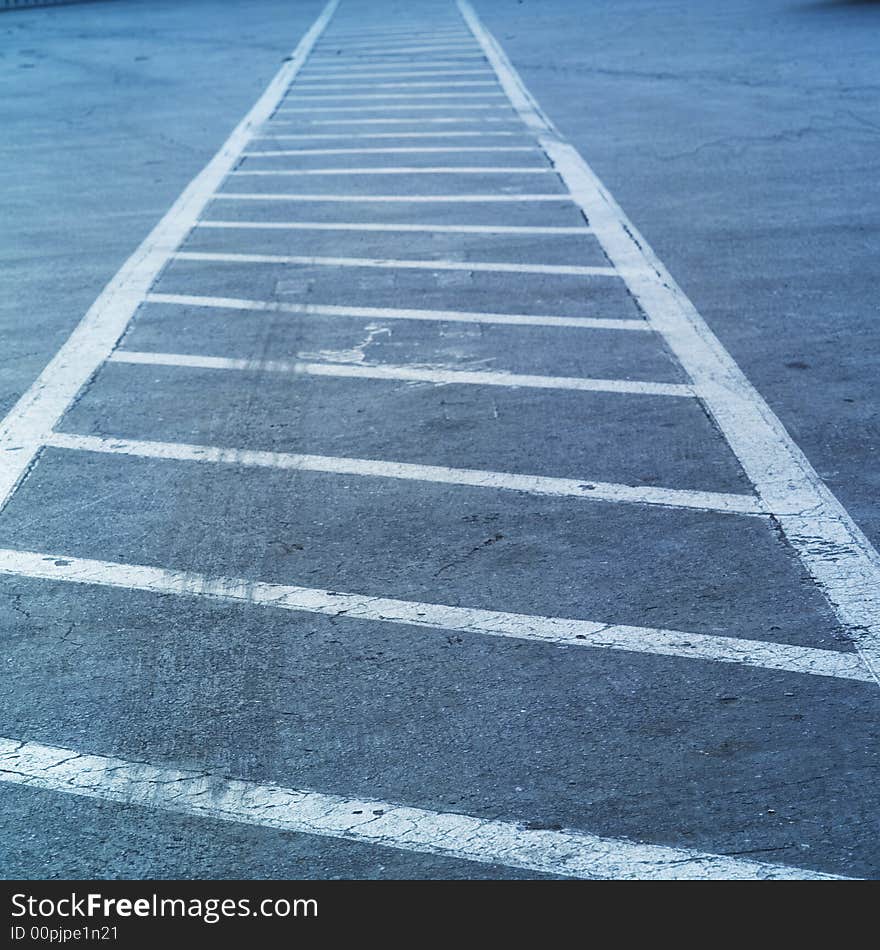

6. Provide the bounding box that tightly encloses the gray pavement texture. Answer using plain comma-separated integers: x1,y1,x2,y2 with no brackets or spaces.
0,0,878,880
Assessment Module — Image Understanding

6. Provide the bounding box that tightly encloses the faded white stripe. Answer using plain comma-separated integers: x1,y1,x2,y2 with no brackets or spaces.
284,91,505,100
213,192,570,202
271,117,520,125
276,104,511,112
243,146,538,155
290,81,499,89
196,221,589,235
108,349,695,398
253,131,525,139
0,738,841,880
144,291,648,332
0,549,866,683
297,70,492,80
46,432,762,516
230,166,552,175
173,249,614,277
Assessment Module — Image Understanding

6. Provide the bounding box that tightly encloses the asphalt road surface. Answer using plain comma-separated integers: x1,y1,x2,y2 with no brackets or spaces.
1,0,878,880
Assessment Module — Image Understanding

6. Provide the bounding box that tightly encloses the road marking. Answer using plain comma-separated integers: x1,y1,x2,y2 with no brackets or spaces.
243,146,539,155
46,432,762,516
196,221,589,235
0,550,866,683
315,40,479,47
0,0,341,512
230,166,552,175
0,737,844,880
302,61,491,71
325,27,472,36
459,0,880,683
213,192,572,203
311,47,483,56
298,69,493,79
284,91,506,100
290,81,499,89
144,291,648,332
270,117,521,125
173,249,616,277
317,39,476,49
253,131,527,140
276,104,512,112
108,349,693,398
326,32,472,42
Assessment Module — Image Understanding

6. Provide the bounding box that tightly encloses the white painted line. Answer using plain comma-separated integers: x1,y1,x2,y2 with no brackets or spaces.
302,61,490,72
0,737,842,880
276,104,511,112
460,0,880,684
243,146,539,156
316,39,479,47
196,221,589,236
271,117,520,125
0,0,342,511
317,45,478,55
172,246,608,275
311,46,482,55
145,291,648,332
254,131,526,140
298,69,492,80
284,92,505,100
213,192,572,203
325,27,472,36
108,349,693,398
290,81,499,89
0,549,867,684
173,249,616,277
318,40,476,50
46,432,762,517
230,166,551,176
325,31,472,42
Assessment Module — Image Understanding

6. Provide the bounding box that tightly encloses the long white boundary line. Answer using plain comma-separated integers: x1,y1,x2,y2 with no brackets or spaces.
173,249,614,277
144,292,649,332
0,0,342,511
0,738,843,880
0,549,866,683
107,350,693,398
46,432,761,516
458,0,880,683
